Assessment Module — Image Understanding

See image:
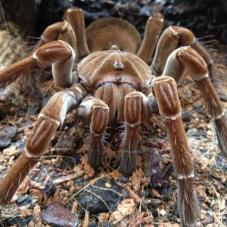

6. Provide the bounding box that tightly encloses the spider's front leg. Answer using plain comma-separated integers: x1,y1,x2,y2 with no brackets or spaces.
120,91,151,176
0,40,75,89
163,46,227,156
0,10,80,90
151,26,218,87
152,76,199,226
36,8,91,60
0,84,87,205
35,21,77,53
77,97,109,169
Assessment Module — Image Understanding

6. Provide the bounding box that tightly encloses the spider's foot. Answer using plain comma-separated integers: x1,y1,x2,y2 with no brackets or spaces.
120,150,136,176
88,137,104,170
177,178,199,226
213,112,227,157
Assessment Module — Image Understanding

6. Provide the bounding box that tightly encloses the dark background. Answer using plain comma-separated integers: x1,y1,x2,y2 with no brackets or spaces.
1,0,227,44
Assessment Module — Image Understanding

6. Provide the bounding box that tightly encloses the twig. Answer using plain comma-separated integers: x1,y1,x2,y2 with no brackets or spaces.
124,185,142,204
53,170,84,185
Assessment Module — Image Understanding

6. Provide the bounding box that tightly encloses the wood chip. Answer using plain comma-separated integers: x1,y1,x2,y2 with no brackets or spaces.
53,170,84,185
124,185,142,203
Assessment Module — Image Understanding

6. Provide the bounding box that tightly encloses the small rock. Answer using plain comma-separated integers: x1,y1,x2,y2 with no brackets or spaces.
219,91,227,101
118,176,129,184
182,111,190,122
16,195,33,207
159,209,166,216
105,182,112,188
187,128,207,140
41,203,79,227
3,215,33,227
76,177,126,214
42,178,56,196
0,125,17,148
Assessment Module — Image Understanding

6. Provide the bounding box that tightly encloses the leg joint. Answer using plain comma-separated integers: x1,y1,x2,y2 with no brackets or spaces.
25,118,58,158
124,92,145,125
90,104,109,135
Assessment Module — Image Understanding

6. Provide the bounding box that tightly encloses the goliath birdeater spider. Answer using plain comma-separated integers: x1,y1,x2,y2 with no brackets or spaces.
0,7,226,226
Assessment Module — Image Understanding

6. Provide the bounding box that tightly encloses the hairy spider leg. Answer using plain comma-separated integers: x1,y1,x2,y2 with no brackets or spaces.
35,21,77,54
152,26,214,81
0,40,75,89
0,13,78,89
119,91,152,176
163,46,227,156
77,97,109,169
64,8,90,59
0,83,87,204
137,13,164,64
152,76,199,226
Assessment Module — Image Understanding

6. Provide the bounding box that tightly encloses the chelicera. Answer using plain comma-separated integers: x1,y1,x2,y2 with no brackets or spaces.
0,8,226,226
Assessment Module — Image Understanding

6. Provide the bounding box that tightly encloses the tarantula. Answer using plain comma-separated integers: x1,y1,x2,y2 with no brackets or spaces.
0,8,226,226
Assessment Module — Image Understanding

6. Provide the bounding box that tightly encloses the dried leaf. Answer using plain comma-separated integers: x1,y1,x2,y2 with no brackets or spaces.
30,188,43,204
21,208,32,217
124,185,142,203
110,199,136,223
81,155,95,178
131,168,143,192
16,176,30,195
82,210,89,227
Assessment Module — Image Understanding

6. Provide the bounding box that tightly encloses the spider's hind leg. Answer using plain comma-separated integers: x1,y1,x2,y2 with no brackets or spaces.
77,97,109,169
64,8,90,59
137,13,164,64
